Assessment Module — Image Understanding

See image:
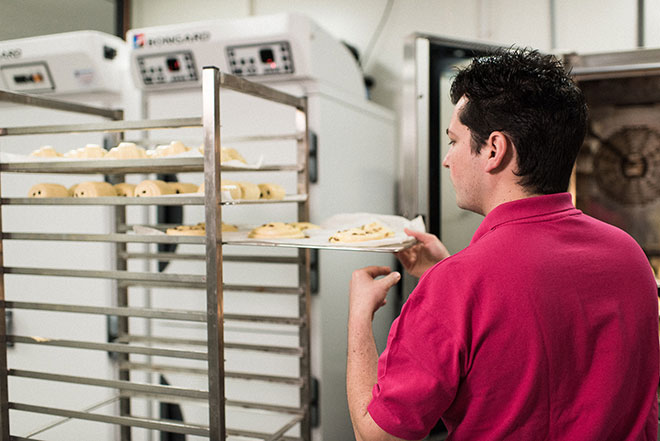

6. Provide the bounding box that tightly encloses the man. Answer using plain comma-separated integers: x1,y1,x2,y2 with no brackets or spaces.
347,48,659,441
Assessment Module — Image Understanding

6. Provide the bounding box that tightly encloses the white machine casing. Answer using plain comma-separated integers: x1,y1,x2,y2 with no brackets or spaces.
126,13,364,97
0,31,137,440
0,30,126,103
127,13,396,441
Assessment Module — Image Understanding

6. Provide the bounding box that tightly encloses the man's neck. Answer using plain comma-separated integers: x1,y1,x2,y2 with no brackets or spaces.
481,186,541,216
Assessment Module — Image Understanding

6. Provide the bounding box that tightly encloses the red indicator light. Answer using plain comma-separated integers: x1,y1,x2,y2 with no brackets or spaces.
270,62,277,68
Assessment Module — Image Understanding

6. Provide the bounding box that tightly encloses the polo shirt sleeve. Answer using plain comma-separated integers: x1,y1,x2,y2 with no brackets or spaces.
367,269,466,440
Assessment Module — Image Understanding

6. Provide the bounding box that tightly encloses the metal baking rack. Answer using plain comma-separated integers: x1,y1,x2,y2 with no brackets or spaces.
0,68,313,441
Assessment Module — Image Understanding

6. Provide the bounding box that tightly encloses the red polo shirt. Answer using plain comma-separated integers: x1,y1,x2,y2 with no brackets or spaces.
368,193,659,440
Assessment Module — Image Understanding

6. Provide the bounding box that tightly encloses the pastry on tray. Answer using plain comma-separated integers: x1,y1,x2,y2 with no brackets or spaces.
73,181,117,197
237,181,261,200
166,222,206,236
289,222,320,231
258,183,286,200
197,180,243,199
166,222,238,235
248,222,306,239
197,145,247,164
135,179,175,197
64,144,107,159
105,142,148,159
169,182,199,194
148,141,189,158
328,221,395,243
221,147,247,164
30,146,61,158
28,183,69,198
113,183,136,197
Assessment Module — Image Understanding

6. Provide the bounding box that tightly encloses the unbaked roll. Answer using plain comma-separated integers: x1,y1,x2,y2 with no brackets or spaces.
221,147,246,164
248,222,305,239
258,183,286,200
113,183,136,197
64,144,107,159
169,182,199,194
73,181,118,197
148,140,189,158
105,142,147,159
30,146,61,158
135,179,174,197
221,180,241,199
28,183,69,198
237,181,260,200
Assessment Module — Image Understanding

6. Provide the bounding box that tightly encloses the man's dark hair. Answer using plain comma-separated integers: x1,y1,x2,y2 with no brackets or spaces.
450,47,588,195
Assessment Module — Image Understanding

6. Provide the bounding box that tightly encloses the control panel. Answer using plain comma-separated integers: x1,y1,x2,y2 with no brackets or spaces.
136,50,198,86
1,62,55,92
226,41,294,77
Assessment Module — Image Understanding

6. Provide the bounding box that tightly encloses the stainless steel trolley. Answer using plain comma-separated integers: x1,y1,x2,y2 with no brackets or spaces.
0,67,311,440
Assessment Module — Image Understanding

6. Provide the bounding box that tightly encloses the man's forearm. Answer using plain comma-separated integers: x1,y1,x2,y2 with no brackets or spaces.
347,314,379,440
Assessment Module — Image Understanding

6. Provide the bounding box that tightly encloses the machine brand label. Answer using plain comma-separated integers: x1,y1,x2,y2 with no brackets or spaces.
0,48,21,60
134,31,211,49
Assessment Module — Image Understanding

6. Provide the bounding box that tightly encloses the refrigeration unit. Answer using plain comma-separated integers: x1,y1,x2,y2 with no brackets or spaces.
126,13,397,441
0,30,134,439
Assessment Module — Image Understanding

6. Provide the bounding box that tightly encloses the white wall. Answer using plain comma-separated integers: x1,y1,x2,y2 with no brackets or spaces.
0,0,115,41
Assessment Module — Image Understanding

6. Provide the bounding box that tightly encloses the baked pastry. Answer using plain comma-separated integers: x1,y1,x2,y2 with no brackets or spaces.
105,142,148,159
135,180,175,197
73,181,118,197
30,146,61,158
289,222,320,231
28,183,69,198
169,182,199,194
237,181,260,200
113,183,136,197
148,141,189,158
328,221,395,243
258,183,286,200
248,222,306,239
64,144,107,159
68,184,78,196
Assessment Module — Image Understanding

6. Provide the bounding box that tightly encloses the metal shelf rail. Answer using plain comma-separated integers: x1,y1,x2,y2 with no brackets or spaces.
0,67,312,440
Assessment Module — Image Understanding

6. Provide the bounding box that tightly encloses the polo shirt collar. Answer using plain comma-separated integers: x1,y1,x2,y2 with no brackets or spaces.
471,192,578,245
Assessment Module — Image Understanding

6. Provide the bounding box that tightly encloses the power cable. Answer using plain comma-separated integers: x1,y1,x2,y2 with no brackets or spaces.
360,0,395,69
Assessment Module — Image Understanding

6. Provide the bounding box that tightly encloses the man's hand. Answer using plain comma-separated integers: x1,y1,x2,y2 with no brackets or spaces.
347,266,407,441
349,266,401,322
395,228,450,278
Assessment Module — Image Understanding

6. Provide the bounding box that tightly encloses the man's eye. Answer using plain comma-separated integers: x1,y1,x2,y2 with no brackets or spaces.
448,140,456,146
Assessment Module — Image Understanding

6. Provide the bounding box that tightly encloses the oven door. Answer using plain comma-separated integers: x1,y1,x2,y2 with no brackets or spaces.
565,49,660,270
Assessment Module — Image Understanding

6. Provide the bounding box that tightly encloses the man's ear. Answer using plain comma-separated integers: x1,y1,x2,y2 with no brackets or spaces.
483,131,512,173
